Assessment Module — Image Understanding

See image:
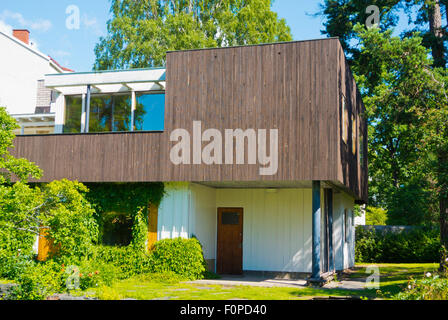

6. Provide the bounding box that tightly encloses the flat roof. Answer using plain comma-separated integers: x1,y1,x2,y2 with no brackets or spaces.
166,37,340,53
45,68,166,95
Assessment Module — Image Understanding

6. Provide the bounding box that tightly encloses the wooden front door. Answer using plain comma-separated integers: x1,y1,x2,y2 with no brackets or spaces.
217,208,243,275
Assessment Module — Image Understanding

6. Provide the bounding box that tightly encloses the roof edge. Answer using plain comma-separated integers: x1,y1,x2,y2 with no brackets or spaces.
166,37,340,54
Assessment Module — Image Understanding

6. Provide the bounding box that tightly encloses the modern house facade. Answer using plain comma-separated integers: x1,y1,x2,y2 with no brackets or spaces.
10,39,368,280
0,29,73,135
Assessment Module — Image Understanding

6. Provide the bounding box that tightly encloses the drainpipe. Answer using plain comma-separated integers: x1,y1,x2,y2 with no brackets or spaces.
312,181,321,280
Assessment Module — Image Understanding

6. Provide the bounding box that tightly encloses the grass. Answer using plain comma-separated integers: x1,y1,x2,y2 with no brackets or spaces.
1,263,436,300
352,263,439,298
86,263,440,300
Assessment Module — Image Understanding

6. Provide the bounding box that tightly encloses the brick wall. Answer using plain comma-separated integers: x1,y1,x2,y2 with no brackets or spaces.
35,80,52,113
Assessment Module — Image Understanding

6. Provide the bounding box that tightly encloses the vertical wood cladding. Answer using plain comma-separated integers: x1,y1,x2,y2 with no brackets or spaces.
11,39,368,202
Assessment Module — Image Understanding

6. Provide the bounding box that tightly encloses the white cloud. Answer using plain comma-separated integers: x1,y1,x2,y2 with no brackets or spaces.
0,18,39,49
82,14,97,27
0,10,52,32
0,19,13,35
82,13,104,36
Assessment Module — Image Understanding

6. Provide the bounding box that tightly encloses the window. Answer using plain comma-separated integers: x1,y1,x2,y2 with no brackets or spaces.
344,209,349,243
342,96,349,144
222,212,240,225
63,92,165,133
64,95,83,133
135,93,165,131
352,114,357,155
359,121,365,167
89,94,132,133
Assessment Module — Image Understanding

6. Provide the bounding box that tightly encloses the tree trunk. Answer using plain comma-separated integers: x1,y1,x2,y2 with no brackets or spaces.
427,0,446,68
439,150,448,271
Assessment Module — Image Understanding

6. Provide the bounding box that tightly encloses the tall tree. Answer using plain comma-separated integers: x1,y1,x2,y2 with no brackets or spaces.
94,0,292,70
403,0,447,68
319,1,448,269
319,0,448,66
318,0,402,59
0,107,41,183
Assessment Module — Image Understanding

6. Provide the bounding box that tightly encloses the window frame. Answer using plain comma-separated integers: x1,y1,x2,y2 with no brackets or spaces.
62,90,166,134
342,95,349,144
344,209,350,243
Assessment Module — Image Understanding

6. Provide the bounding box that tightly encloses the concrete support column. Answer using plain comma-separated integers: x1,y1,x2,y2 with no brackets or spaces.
85,85,91,133
131,90,136,131
81,93,86,133
328,189,335,273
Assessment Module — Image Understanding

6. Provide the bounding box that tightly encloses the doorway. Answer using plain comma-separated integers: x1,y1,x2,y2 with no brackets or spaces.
216,208,243,275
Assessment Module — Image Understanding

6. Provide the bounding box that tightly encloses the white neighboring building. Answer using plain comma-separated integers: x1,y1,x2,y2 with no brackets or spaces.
0,29,73,134
354,205,367,225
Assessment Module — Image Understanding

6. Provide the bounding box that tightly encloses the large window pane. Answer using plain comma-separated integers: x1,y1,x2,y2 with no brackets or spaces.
135,93,165,131
64,95,82,133
112,95,132,131
89,94,132,133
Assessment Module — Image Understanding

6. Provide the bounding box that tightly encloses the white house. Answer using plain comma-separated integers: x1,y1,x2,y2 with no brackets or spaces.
11,39,368,282
0,29,72,134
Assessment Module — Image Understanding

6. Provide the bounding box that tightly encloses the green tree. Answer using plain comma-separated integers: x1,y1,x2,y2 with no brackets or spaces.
0,107,42,183
41,180,99,262
366,206,388,225
319,0,448,269
94,0,292,70
0,109,98,261
0,108,43,255
353,24,448,267
318,0,402,59
319,1,447,66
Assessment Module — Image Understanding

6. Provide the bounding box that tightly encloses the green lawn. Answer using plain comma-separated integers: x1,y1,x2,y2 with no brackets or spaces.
1,263,439,300
84,263,439,300
351,263,439,298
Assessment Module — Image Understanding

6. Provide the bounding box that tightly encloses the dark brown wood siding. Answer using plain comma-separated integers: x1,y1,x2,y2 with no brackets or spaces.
336,44,369,202
11,39,367,201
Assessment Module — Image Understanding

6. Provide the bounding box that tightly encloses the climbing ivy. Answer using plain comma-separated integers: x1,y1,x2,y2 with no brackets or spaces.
84,182,164,244
85,182,164,214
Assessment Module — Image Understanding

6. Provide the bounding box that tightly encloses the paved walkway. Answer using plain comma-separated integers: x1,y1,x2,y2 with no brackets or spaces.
187,275,308,288
188,275,368,291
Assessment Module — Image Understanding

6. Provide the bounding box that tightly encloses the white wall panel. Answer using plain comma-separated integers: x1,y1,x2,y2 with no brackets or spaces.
216,188,314,273
190,184,217,260
158,182,191,240
159,183,355,274
333,192,355,270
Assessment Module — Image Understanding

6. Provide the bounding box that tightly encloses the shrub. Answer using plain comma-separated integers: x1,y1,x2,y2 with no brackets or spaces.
395,273,448,300
365,206,388,225
77,260,121,290
149,238,207,280
0,251,35,280
355,226,440,263
94,245,152,278
42,180,99,262
8,261,65,300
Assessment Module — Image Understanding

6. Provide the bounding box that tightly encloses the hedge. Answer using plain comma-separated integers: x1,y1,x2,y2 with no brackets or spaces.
355,226,440,263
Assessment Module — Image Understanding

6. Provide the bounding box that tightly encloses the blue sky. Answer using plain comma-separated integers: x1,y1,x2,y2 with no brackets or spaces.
0,1,414,72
